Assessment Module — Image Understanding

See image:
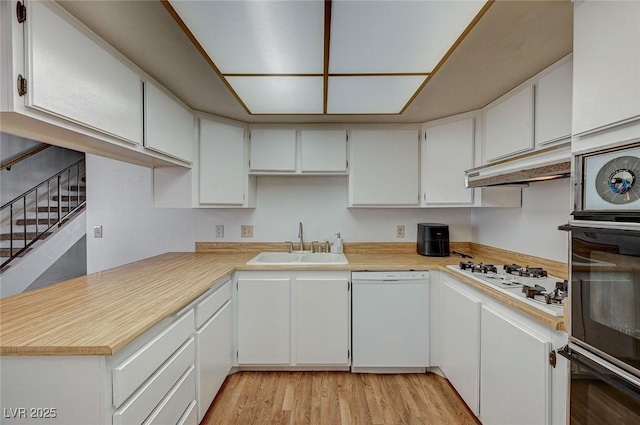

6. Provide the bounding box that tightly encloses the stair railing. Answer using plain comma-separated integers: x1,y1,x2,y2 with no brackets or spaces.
0,158,86,270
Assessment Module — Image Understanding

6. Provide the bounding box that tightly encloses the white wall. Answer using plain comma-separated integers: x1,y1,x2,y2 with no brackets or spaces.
85,154,194,273
192,176,472,244
27,236,87,291
471,178,571,263
1,133,84,204
86,158,473,273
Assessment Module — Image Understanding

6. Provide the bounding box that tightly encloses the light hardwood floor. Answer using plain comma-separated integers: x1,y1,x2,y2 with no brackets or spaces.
201,371,480,425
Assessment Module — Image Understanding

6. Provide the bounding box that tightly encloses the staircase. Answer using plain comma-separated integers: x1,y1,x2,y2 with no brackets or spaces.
0,159,86,271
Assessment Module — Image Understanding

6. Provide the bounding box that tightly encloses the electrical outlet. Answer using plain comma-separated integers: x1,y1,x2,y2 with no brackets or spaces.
396,225,405,238
215,225,224,238
93,225,103,238
241,225,253,238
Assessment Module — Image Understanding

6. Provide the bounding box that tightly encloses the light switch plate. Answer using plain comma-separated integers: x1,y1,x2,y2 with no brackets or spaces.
241,225,253,238
94,225,103,238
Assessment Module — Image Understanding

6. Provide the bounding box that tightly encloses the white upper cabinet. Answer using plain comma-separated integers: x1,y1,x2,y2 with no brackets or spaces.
144,81,194,163
535,57,573,146
248,127,348,174
25,1,143,145
349,127,420,207
249,128,297,172
422,117,474,206
300,130,348,173
483,85,534,163
572,1,640,137
199,118,255,207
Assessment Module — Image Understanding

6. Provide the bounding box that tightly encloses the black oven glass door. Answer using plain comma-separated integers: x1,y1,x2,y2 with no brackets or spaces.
570,225,640,373
560,345,640,425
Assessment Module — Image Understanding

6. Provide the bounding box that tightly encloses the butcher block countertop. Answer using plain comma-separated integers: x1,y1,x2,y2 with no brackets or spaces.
0,243,567,356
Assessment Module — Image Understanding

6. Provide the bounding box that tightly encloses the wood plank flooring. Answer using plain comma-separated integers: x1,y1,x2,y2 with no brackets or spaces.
201,372,480,425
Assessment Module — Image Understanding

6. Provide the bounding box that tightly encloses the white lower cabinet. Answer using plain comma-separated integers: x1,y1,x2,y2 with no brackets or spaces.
439,275,481,415
0,276,234,425
480,306,551,425
237,277,292,365
195,280,233,422
235,271,351,367
436,272,567,425
295,278,350,365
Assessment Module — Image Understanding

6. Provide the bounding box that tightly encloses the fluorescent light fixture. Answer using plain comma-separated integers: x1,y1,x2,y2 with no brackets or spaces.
167,0,489,114
226,76,323,114
329,0,486,73
327,76,427,114
169,0,324,74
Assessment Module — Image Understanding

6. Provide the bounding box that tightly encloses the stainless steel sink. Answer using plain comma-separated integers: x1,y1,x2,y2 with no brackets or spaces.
246,252,348,265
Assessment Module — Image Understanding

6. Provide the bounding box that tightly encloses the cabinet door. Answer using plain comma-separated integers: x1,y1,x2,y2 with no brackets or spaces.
422,118,474,205
349,128,419,206
26,1,142,144
440,278,481,416
295,278,350,365
484,86,534,162
199,119,247,205
145,82,194,162
300,130,348,173
535,59,572,146
249,129,297,172
573,1,640,136
237,278,291,365
196,301,232,422
480,305,550,425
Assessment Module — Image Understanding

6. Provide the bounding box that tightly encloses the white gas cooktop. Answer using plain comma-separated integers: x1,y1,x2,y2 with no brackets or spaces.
447,264,565,317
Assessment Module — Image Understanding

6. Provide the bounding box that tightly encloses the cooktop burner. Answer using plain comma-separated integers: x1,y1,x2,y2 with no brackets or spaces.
504,264,548,278
459,261,498,274
523,280,568,306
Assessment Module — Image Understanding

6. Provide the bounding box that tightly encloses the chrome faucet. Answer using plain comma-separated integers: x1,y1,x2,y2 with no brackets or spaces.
298,222,304,251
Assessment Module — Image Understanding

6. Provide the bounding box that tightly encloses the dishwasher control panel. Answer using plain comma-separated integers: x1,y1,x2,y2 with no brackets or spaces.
352,271,429,282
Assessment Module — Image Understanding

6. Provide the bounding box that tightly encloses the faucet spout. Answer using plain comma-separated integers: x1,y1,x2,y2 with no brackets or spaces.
298,222,304,251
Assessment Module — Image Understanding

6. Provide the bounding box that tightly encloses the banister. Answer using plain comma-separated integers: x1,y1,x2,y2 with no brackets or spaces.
1,144,51,171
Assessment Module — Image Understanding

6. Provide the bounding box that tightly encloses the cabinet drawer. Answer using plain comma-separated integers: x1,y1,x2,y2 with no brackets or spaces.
113,338,194,425
196,280,231,329
144,366,196,425
113,310,195,407
177,400,198,425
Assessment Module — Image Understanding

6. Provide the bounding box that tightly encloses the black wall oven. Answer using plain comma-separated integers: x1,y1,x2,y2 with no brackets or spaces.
561,142,640,424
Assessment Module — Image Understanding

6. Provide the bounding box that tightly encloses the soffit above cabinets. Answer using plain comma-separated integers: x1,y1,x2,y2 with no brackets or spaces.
166,0,487,115
57,0,573,124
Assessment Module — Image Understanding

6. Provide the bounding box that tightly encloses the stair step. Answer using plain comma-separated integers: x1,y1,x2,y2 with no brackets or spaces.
0,247,32,257
63,185,86,192
15,218,57,226
51,195,85,202
0,232,52,241
36,206,73,213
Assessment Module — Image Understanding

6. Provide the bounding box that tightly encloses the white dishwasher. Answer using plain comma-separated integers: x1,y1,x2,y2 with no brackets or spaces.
351,271,430,373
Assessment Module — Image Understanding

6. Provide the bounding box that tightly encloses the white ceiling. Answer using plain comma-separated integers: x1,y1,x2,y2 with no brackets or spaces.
58,0,573,124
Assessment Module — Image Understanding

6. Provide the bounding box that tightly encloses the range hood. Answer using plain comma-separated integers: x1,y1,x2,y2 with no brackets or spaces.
465,142,571,188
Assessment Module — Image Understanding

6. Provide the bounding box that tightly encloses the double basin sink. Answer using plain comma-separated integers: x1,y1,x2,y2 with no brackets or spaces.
247,251,348,265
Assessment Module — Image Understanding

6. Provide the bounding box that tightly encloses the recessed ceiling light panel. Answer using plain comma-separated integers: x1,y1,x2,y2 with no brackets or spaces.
329,0,486,74
169,0,324,74
226,76,324,114
327,76,427,114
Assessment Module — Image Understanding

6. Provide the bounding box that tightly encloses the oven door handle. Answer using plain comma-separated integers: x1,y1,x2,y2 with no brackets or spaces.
559,221,640,235
558,345,640,403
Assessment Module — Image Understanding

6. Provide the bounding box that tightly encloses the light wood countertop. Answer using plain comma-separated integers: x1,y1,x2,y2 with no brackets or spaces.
0,244,566,356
